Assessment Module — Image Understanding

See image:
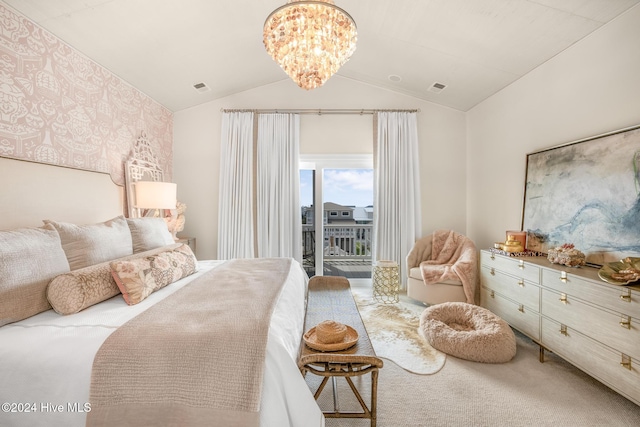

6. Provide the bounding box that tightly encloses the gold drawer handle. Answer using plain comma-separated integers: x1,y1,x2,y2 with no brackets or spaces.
559,271,567,283
619,318,631,329
490,254,495,260
490,290,495,299
518,304,524,313
517,280,524,287
518,260,525,270
559,293,568,304
621,354,632,370
560,325,568,336
620,292,631,302
490,268,495,276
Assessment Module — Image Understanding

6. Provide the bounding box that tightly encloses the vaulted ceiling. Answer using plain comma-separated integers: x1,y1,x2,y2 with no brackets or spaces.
4,0,638,112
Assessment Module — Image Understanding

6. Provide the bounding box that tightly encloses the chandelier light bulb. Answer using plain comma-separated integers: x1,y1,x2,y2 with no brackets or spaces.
263,0,357,90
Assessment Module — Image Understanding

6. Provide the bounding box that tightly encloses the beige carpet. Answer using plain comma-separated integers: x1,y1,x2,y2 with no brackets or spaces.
351,287,446,375
305,289,640,426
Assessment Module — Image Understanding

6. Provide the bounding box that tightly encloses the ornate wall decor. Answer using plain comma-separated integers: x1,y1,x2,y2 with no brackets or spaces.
523,125,640,266
124,132,165,217
0,4,173,185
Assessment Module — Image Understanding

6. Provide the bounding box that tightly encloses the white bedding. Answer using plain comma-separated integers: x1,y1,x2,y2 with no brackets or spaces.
0,260,323,427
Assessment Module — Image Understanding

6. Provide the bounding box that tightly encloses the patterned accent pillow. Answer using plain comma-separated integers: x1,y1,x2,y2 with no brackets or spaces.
43,216,133,271
47,243,184,315
126,217,175,253
110,244,197,305
0,224,70,326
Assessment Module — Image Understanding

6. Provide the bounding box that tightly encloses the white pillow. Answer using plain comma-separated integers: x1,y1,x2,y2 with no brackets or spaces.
43,216,133,270
0,224,70,326
126,217,175,253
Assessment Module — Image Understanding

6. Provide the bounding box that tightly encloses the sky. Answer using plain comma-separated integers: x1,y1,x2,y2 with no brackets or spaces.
300,168,374,207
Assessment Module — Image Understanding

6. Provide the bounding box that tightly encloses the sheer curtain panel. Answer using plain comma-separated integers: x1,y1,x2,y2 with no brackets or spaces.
374,111,422,287
218,111,255,259
256,114,302,262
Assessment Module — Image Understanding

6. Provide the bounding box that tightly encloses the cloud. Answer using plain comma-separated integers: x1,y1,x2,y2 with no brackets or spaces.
299,168,374,207
324,169,374,192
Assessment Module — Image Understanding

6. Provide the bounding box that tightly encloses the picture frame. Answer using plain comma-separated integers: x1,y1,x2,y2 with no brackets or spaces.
522,124,640,266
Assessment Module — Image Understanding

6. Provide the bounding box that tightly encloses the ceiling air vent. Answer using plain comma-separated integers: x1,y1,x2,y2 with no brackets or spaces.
428,82,447,94
193,82,210,93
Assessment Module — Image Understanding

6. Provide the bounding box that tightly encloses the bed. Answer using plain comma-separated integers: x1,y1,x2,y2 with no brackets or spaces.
0,158,323,427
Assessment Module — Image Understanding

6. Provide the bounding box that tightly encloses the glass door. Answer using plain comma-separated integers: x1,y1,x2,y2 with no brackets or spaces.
300,155,373,279
322,168,373,278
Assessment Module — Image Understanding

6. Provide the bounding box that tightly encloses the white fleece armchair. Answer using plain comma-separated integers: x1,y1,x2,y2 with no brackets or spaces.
406,230,479,305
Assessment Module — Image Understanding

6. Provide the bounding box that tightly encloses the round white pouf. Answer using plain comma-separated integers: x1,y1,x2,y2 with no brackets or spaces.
419,302,516,363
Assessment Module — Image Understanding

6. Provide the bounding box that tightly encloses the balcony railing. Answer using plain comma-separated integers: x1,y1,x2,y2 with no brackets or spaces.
302,224,372,278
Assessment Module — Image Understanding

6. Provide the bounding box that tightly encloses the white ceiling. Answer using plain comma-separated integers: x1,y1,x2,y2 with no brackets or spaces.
4,0,638,112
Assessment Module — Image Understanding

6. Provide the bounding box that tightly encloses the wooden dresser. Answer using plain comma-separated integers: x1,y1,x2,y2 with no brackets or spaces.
480,249,640,406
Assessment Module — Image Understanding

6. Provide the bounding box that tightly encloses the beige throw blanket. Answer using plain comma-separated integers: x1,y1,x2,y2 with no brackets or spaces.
420,230,478,304
87,258,294,427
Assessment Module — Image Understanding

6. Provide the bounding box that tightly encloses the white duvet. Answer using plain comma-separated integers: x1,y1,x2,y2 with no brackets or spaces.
0,260,323,427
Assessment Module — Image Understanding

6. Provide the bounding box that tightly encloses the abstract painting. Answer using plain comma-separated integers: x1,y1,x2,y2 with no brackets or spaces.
523,125,640,266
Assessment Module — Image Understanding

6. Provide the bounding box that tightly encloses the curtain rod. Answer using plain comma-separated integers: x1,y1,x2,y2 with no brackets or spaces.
220,108,420,115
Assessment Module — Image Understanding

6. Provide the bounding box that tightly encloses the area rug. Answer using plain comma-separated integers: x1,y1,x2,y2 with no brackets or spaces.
351,288,446,375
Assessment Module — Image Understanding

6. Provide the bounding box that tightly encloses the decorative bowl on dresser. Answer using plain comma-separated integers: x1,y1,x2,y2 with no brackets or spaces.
480,249,640,406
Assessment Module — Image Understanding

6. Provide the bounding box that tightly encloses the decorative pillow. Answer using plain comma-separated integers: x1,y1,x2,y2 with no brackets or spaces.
0,224,70,326
126,217,175,253
47,243,184,315
44,216,133,270
111,244,197,305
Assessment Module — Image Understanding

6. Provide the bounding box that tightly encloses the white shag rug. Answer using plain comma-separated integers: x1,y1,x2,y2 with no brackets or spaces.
352,288,446,375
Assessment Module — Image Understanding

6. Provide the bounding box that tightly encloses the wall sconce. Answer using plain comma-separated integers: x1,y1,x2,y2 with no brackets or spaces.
134,181,177,217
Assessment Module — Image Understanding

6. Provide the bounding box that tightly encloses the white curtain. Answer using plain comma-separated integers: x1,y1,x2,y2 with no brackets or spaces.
218,111,255,259
256,114,302,262
374,111,422,287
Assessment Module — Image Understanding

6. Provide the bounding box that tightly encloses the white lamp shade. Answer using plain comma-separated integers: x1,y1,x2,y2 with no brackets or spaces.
134,181,177,209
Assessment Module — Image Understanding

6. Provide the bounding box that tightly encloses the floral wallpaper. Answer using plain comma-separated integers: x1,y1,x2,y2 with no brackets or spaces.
0,4,173,185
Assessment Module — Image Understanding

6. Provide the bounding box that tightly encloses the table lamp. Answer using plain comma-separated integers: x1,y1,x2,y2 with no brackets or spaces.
134,181,177,217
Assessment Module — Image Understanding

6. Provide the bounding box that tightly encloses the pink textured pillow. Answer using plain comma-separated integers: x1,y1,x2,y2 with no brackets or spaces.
126,217,174,253
110,244,197,305
0,224,70,326
44,216,133,270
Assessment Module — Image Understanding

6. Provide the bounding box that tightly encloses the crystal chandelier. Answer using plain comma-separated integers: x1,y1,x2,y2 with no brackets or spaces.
263,0,357,90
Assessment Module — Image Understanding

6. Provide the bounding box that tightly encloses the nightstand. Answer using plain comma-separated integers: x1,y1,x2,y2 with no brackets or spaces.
176,236,196,254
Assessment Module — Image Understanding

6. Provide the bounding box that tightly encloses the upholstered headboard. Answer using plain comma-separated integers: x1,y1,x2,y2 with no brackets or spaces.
0,157,124,230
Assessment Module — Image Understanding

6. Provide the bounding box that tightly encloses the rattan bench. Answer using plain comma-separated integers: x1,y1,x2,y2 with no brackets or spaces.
299,276,383,427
